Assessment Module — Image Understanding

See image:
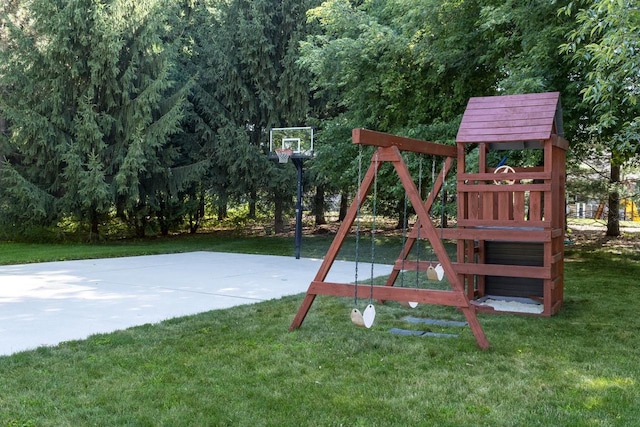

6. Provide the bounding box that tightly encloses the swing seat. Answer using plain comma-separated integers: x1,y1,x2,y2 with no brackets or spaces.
423,263,444,281
350,308,365,327
399,301,419,308
350,305,376,328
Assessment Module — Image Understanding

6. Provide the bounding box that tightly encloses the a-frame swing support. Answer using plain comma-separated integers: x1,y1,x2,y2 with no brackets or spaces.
289,129,490,349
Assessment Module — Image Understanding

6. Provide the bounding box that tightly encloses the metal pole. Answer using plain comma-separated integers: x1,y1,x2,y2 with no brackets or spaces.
293,158,304,259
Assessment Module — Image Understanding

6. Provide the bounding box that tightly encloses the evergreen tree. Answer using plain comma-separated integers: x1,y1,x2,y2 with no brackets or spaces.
185,0,317,232
0,0,193,238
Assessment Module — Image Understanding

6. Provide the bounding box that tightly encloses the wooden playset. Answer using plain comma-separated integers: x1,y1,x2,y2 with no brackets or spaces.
289,92,568,348
449,91,567,316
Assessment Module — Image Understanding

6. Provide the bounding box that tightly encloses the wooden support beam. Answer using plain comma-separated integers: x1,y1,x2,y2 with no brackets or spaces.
457,218,548,228
308,282,470,307
394,260,440,271
452,263,551,279
551,134,569,151
458,183,551,193
440,228,551,242
458,171,551,182
352,128,457,157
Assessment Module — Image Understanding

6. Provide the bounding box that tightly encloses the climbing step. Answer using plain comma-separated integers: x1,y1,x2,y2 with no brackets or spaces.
402,316,468,328
389,328,459,338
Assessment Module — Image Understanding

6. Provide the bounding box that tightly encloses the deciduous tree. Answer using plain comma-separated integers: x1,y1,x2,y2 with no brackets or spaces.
562,0,640,235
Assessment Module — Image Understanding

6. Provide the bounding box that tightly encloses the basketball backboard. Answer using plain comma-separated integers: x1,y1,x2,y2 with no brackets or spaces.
269,127,314,159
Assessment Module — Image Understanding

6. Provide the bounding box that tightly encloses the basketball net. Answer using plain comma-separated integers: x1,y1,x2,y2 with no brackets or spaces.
276,148,293,163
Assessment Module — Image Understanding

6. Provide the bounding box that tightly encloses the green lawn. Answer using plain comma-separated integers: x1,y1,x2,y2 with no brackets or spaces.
0,230,451,266
1,229,639,426
0,233,298,265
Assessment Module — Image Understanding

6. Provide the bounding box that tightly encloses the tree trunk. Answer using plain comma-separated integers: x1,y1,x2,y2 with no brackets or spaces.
395,196,406,229
248,189,257,219
189,193,205,234
158,198,169,236
135,209,147,238
217,190,228,221
160,219,169,236
606,163,621,237
217,204,227,221
338,191,349,222
274,193,285,233
314,185,326,225
127,213,147,238
89,207,100,242
441,190,448,229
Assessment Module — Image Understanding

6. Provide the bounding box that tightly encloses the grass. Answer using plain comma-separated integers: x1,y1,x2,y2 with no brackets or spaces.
1,228,639,426
0,232,296,265
0,229,453,266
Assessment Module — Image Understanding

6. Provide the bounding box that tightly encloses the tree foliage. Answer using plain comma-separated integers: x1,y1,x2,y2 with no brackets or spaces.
0,0,193,237
561,0,640,235
181,0,317,231
302,0,582,223
301,0,498,132
562,0,640,163
0,0,637,240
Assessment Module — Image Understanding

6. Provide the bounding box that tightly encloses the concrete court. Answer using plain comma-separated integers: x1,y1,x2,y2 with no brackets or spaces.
0,251,391,356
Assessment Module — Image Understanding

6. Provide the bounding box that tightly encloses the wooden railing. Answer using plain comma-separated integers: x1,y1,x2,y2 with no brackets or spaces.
457,170,551,228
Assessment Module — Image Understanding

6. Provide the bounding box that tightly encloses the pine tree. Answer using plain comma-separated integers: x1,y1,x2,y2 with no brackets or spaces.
184,0,317,232
0,0,194,238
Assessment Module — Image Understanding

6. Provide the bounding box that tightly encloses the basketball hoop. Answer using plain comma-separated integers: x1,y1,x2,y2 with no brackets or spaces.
275,148,293,164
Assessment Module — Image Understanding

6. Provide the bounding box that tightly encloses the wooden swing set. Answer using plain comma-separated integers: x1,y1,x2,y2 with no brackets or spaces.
289,92,567,350
289,128,490,349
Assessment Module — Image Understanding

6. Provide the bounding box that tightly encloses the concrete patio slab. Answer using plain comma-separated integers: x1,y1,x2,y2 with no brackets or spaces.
0,251,391,356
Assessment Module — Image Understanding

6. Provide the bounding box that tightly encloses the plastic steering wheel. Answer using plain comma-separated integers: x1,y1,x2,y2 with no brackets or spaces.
493,165,516,185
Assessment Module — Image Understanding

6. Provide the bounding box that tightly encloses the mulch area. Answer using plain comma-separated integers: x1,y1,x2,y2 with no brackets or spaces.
565,222,640,250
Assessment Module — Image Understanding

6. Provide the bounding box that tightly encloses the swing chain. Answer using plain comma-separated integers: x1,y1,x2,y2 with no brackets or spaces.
354,144,362,306
440,161,446,238
416,156,423,285
400,154,408,287
429,157,437,264
369,155,378,302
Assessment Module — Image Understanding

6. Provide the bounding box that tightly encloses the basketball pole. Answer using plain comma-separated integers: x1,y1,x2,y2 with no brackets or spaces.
269,126,313,260
292,158,304,259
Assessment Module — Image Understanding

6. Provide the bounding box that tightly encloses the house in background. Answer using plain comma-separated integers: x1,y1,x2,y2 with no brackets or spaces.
567,161,639,222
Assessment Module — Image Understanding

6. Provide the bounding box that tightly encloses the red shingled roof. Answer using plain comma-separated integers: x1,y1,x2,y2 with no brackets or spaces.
456,92,562,143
